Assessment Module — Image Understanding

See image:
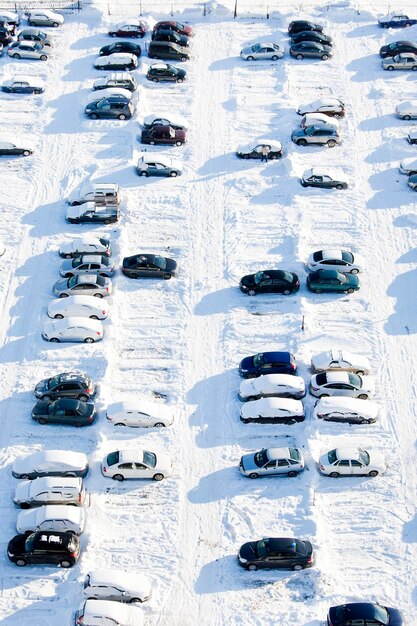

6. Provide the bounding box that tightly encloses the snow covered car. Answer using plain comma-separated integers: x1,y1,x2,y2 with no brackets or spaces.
7,41,48,60
142,114,188,131
291,126,340,147
83,87,133,106
399,157,417,174
407,129,417,144
59,236,111,258
313,396,379,424
238,373,305,401
136,154,182,177
306,249,362,273
108,20,146,38
408,173,417,189
236,140,283,160
106,400,174,428
53,275,112,298
297,97,345,118
48,296,109,320
13,476,87,508
93,72,137,92
382,52,417,70
83,569,152,603
94,53,137,71
395,100,417,119
0,137,33,156
101,449,172,481
240,397,305,424
378,12,417,28
12,450,89,479
240,42,284,61
66,202,119,224
1,75,45,94
42,318,104,343
300,168,348,189
16,504,86,534
74,600,144,626
59,255,114,278
310,349,371,374
27,10,64,27
239,447,305,478
319,447,386,477
300,112,339,129
68,183,120,206
309,372,375,399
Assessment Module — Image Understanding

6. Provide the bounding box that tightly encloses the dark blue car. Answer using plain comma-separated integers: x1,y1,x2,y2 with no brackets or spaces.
239,351,297,378
327,603,403,626
378,13,417,28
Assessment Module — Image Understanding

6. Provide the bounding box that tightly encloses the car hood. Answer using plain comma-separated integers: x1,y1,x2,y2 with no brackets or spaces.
386,607,404,625
240,274,257,287
240,453,258,472
239,541,258,560
13,480,31,503
155,452,172,471
165,258,177,272
32,400,49,416
8,534,27,554
368,450,386,469
53,278,69,291
34,378,49,396
239,356,254,371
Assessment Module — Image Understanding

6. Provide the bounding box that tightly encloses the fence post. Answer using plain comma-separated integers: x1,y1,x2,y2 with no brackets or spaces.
266,5,269,18
203,3,206,16
170,3,174,15
78,0,81,11
107,2,110,15
233,0,237,18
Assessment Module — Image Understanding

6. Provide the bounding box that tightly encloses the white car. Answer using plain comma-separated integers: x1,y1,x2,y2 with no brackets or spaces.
106,401,174,428
238,374,305,401
101,449,172,481
399,157,417,174
68,183,120,206
296,97,345,118
240,42,285,61
16,504,85,534
319,447,386,477
7,41,49,61
74,600,144,626
407,129,417,144
27,10,64,27
395,100,417,120
12,450,89,479
310,349,371,374
136,153,182,177
0,11,19,25
94,53,138,70
13,476,87,508
2,75,45,94
83,569,152,603
239,447,305,479
313,396,379,424
306,249,362,273
59,236,111,258
240,397,305,424
47,296,109,321
310,372,375,399
382,52,417,70
300,112,339,129
83,87,133,106
42,317,104,343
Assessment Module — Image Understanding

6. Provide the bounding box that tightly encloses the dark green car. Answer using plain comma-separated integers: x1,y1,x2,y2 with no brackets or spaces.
307,269,359,294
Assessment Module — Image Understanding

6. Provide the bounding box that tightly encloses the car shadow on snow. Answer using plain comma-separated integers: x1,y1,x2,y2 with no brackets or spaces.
70,33,110,51
358,114,399,132
385,267,417,334
366,142,409,165
208,56,243,72
194,287,303,315
393,213,417,229
345,56,381,82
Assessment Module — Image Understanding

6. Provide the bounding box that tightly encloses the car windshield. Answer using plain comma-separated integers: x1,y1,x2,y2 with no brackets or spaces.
48,375,60,389
348,373,361,387
73,259,83,268
358,449,370,466
253,271,267,284
281,271,293,283
256,539,269,557
68,277,78,288
304,126,315,136
389,43,398,49
107,451,119,466
153,256,167,269
252,353,264,367
341,251,354,263
101,257,110,267
143,450,157,468
328,449,337,464
251,43,261,52
38,31,47,39
34,43,42,50
254,449,269,467
335,605,387,621
99,238,109,247
25,534,35,552
289,448,301,461
337,273,347,283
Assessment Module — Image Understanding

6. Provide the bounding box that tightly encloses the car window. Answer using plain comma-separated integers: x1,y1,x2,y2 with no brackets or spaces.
277,460,289,466
336,460,350,467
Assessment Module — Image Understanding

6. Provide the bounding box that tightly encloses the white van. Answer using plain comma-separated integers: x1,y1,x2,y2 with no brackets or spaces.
313,396,378,424
14,476,88,508
74,600,144,625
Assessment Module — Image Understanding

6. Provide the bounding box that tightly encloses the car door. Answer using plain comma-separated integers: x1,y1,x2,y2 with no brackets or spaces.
154,162,168,176
12,81,27,93
51,407,66,424
30,542,48,564
258,278,273,293
118,462,135,478
257,46,270,59
265,551,289,568
321,175,334,187
351,459,365,475
335,459,351,475
133,462,150,478
276,459,290,474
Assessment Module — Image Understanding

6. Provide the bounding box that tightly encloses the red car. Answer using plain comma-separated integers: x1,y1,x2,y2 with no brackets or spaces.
108,21,146,38
153,20,193,37
141,125,186,146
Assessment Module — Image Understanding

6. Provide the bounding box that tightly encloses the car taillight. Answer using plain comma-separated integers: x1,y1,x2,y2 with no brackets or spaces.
106,287,109,291
78,493,82,502
76,618,83,625
320,464,325,470
102,310,106,315
103,466,107,472
88,416,93,422
85,388,91,393
291,363,295,369
307,557,313,563
69,550,78,557
295,281,299,286
96,332,101,336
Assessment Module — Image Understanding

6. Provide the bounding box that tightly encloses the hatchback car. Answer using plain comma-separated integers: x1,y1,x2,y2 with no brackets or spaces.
136,154,182,177
291,30,332,46
141,125,186,146
292,126,340,147
306,249,361,273
83,569,152,603
238,373,305,401
66,203,119,224
2,75,45,94
238,537,314,570
310,371,375,398
13,476,87,509
12,450,89,480
319,447,386,477
306,269,359,293
0,138,33,156
297,97,345,118
84,99,133,121
146,63,186,82
153,20,193,37
379,40,417,57
42,318,104,344
27,10,64,27
122,254,177,279
32,398,96,426
34,372,95,402
152,28,189,47
59,237,111,258
106,400,174,428
8,41,48,60
53,275,112,298
313,396,379,424
300,168,348,189
239,351,297,378
240,42,284,61
240,397,304,424
59,255,114,278
311,349,371,375
108,21,146,38
239,447,305,478
327,602,403,626
236,140,283,160
8,530,79,568
239,270,299,295
48,296,109,321
399,157,417,174
74,600,144,626
93,72,137,92
382,52,417,70
290,41,332,60
395,100,417,119
16,505,85,535
378,12,417,28
94,53,137,71
18,28,53,47
288,20,323,35
101,449,172,481
84,87,133,107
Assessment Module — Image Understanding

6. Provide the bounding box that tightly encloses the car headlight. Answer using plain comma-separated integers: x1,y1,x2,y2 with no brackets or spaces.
240,369,248,373
238,556,247,563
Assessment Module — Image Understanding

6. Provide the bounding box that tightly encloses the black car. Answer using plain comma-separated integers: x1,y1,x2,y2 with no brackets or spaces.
152,28,189,47
143,117,186,131
327,603,403,626
122,254,177,279
239,270,299,296
238,538,314,571
291,30,332,46
146,63,186,82
66,203,119,224
7,531,80,568
379,40,417,57
0,26,12,44
288,20,323,35
239,351,297,378
99,41,142,57
31,398,96,426
34,372,96,401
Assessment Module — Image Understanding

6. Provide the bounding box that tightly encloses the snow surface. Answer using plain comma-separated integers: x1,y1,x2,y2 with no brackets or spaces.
0,3,417,625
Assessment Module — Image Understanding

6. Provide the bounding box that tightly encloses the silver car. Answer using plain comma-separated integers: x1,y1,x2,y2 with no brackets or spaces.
310,371,375,399
291,125,341,147
59,255,114,278
382,52,417,70
17,28,53,47
7,41,48,61
83,570,152,603
27,10,64,27
42,317,104,343
240,42,284,61
53,275,112,298
239,447,305,479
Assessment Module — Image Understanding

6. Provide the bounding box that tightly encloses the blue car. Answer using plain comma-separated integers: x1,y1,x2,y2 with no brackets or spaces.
327,603,403,626
378,13,417,28
239,351,297,378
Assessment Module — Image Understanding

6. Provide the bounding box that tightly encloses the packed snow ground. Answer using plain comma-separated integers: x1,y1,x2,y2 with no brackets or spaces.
0,3,417,625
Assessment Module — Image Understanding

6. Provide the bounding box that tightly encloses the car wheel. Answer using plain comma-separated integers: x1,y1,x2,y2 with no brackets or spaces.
403,115,411,120
93,293,103,298
29,21,35,26
169,171,178,177
114,422,126,427
175,141,183,146
16,559,27,567
358,394,368,399
139,171,149,176
297,139,307,146
387,66,394,71
113,474,124,481
12,53,21,59
151,77,159,82
292,564,303,571
163,273,172,279
382,23,389,28
283,289,291,295
329,472,340,477
319,393,330,398
287,471,297,477
49,338,60,343
405,22,412,27
118,114,127,120
153,473,164,481
154,422,166,427
84,337,94,343
327,140,336,147
321,54,329,60
23,150,31,156
240,418,250,423
90,113,98,120
247,563,257,571
286,418,296,425
54,314,64,319
59,293,69,298
180,56,187,62
20,474,30,480
60,560,72,568
41,395,52,401
314,289,322,294
247,55,255,61
38,418,47,425
346,288,354,294
246,396,257,402
296,54,303,59
249,473,259,479
89,315,99,320
334,113,341,119
336,184,344,190
413,66,417,71
350,269,359,274
369,470,379,477
19,503,30,509
356,370,365,376
271,55,278,61
52,22,59,27
34,89,41,94
248,289,256,296
40,55,47,61
177,78,184,83
130,598,143,603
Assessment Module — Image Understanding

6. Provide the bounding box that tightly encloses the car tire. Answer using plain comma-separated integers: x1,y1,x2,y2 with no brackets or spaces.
54,314,64,319
248,289,256,296
358,394,368,399
84,337,94,343
19,503,31,509
319,393,330,398
249,473,259,479
180,56,187,62
154,422,165,427
113,474,124,481
41,395,52,401
163,273,172,279
271,55,278,61
177,78,184,83
23,150,31,156
286,419,296,425
247,564,257,571
118,114,127,120
292,564,303,571
412,66,417,71
40,55,47,61
38,418,47,425
287,471,297,477
327,140,336,147
346,288,354,294
350,269,359,274
369,470,378,477
175,141,183,146
12,53,21,58
382,23,389,28
336,184,344,190
52,22,59,27
50,338,60,343
247,55,255,61
59,293,69,298
16,559,26,567
314,289,322,294
403,115,411,120
153,473,164,481
110,32,117,37
139,171,149,176
297,139,307,146
169,171,178,177
93,294,103,298
283,289,291,295
356,370,365,376
405,22,412,27
151,77,159,83
29,21,35,26
387,66,394,70
90,315,100,320
329,472,340,477
296,54,303,59
34,89,41,94
90,113,98,120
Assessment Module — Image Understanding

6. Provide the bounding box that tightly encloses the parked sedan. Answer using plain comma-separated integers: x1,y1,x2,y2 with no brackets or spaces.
238,537,314,570
239,351,297,378
399,157,417,174
94,53,137,71
306,249,362,273
75,601,144,626
101,449,172,481
141,125,186,146
34,371,96,401
300,112,339,129
238,374,305,401
240,397,304,424
146,63,186,82
83,569,152,603
382,52,417,70
136,154,182,177
239,270,299,295
122,254,177,279
7,41,48,60
327,603,403,626
93,72,137,92
152,28,189,47
66,203,119,224
2,75,45,94
99,41,142,57
236,140,283,160
290,41,332,60
12,450,89,479
306,269,359,293
7,531,79,568
310,371,375,399
378,12,417,28
48,296,109,321
59,255,114,278
379,40,417,58
27,10,64,27
0,138,33,156
292,126,340,147
297,97,345,118
59,237,111,258
395,100,417,119
407,130,417,144
106,400,174,427
108,21,146,38
143,114,187,131
288,20,323,35
153,20,193,37
311,349,371,374
300,168,348,189
239,447,305,478
18,28,53,47
319,447,386,477
16,505,85,535
291,30,332,46
53,275,112,298
13,476,87,508
32,397,96,425
42,318,104,344
313,397,379,424
240,42,284,61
